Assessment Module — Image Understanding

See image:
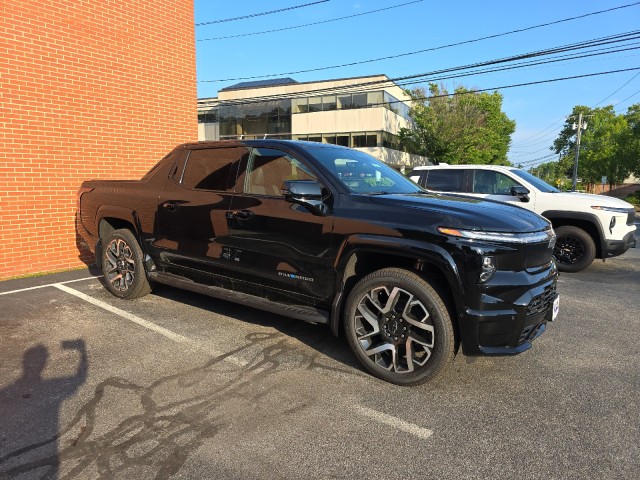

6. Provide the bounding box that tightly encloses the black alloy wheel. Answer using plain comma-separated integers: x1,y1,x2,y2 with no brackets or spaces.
101,228,152,299
344,268,455,386
553,225,596,273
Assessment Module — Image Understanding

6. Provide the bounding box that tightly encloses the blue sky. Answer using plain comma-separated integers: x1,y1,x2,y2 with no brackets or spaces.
194,0,640,166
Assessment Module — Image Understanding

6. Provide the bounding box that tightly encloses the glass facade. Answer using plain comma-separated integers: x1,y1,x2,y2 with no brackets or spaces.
211,100,292,138
197,89,411,147
292,131,402,150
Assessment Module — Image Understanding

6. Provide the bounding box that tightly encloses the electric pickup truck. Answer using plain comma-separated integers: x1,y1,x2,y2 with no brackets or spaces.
77,140,559,385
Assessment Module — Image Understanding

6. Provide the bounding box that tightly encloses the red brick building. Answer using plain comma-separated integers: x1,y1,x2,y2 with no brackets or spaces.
0,1,197,280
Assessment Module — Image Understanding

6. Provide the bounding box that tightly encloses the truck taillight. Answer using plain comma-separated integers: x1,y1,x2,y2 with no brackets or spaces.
76,186,94,213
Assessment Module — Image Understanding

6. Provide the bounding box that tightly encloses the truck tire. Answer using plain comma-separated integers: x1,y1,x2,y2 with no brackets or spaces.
101,228,152,299
344,268,455,386
553,225,596,273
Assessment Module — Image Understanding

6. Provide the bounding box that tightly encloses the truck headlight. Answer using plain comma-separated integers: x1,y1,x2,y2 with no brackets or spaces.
437,227,553,244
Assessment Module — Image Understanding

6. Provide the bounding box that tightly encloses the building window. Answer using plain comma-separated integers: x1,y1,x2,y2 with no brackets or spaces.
338,95,353,109
322,95,337,111
292,98,308,113
367,91,383,108
336,135,349,147
352,93,367,109
308,97,321,113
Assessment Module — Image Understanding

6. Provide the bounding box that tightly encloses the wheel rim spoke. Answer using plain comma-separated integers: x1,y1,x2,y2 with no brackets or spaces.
104,237,135,292
354,284,435,374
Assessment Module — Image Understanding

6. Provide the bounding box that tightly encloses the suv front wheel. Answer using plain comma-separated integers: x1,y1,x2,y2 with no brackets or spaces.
553,225,596,273
344,268,455,386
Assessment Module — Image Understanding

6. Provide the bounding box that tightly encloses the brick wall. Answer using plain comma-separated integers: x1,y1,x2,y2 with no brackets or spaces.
0,0,197,279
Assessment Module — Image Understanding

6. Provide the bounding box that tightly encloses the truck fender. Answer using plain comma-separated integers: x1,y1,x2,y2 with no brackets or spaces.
329,234,466,336
96,206,147,255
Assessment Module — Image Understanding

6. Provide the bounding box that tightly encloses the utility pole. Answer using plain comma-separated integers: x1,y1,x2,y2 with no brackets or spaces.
571,113,588,191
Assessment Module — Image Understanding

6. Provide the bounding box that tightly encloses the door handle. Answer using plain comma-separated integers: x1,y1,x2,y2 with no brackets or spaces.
162,201,179,212
230,209,253,219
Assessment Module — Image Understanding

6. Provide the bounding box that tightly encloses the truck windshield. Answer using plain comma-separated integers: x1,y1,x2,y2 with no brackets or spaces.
306,146,423,195
511,169,560,193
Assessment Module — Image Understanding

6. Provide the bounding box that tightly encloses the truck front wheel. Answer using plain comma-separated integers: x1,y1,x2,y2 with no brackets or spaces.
101,228,152,299
344,268,455,386
553,225,596,273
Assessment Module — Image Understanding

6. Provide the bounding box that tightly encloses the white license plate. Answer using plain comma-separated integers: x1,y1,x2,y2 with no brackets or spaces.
551,296,560,321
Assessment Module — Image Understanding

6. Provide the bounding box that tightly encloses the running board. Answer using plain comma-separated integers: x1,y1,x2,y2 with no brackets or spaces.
148,271,329,324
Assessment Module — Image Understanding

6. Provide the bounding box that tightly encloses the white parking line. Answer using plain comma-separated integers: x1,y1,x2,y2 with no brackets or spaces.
52,283,243,365
0,276,101,296
54,283,196,345
354,405,434,440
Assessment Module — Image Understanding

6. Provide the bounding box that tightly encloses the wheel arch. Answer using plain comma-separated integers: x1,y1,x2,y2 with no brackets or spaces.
542,210,604,258
96,206,147,259
329,236,466,344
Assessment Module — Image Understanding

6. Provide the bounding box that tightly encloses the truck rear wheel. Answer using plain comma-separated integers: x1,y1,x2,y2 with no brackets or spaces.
101,228,152,299
344,268,455,386
553,225,596,273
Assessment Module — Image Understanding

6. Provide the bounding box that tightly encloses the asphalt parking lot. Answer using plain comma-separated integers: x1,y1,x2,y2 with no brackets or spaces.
1,247,639,479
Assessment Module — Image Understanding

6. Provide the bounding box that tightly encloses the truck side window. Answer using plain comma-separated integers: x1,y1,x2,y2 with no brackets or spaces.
424,169,465,192
244,148,317,196
181,147,250,191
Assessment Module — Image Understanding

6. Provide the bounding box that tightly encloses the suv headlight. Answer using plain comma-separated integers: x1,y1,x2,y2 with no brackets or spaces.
591,205,631,213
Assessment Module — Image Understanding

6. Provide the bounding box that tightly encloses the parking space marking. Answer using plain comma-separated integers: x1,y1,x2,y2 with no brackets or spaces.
354,405,433,440
54,283,196,345
51,283,244,366
0,276,101,296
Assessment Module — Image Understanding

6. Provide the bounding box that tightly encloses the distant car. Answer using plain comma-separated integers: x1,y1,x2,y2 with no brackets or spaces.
409,164,636,272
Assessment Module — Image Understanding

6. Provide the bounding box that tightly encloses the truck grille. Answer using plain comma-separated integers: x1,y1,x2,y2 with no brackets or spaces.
519,323,544,344
526,283,557,317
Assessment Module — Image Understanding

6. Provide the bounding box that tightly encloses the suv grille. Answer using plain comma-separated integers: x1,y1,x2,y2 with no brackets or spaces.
526,283,557,317
627,209,636,226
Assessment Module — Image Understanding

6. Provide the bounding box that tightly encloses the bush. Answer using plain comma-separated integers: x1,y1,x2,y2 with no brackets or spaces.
625,191,640,206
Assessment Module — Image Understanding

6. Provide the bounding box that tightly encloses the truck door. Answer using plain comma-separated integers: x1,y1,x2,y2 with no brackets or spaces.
155,145,250,286
224,147,335,304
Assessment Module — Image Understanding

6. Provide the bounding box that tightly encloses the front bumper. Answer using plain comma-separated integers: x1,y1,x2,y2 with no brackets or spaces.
604,230,636,258
459,266,558,356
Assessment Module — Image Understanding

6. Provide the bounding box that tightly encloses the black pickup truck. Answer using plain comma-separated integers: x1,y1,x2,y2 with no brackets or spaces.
77,140,559,385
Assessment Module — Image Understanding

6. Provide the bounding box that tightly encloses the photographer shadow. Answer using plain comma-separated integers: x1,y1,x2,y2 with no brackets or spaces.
0,340,88,479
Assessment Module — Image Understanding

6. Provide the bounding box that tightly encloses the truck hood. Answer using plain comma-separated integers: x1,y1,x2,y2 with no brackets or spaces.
545,191,634,209
369,193,550,233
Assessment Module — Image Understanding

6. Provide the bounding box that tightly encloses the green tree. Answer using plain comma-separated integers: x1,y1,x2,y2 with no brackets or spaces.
400,84,516,165
622,103,640,177
553,105,632,189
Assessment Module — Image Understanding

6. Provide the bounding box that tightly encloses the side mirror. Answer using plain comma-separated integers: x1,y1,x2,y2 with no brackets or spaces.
281,180,329,216
510,185,530,203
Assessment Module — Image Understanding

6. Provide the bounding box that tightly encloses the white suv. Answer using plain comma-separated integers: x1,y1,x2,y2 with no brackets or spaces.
410,165,636,272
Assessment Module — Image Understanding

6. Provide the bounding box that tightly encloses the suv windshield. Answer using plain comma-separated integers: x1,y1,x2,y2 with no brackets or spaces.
511,169,560,193
306,145,423,194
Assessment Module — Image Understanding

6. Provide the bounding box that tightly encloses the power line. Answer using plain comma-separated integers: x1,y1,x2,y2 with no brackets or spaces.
593,71,640,106
391,42,640,89
201,2,640,82
512,63,640,153
197,1,423,41
202,67,640,112
613,86,640,109
195,1,329,27
200,32,640,106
